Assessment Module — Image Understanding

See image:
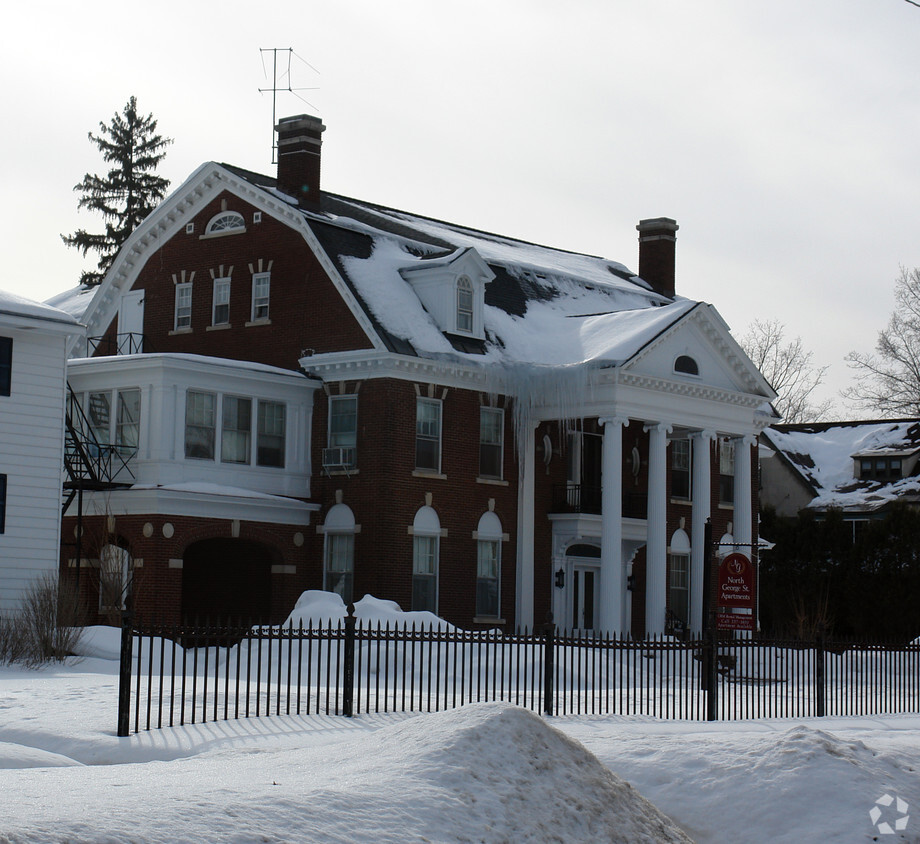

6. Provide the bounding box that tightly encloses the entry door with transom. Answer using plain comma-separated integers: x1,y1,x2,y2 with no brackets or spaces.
566,544,602,633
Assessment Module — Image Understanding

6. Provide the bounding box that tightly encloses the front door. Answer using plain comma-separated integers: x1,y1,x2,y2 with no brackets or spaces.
572,564,600,632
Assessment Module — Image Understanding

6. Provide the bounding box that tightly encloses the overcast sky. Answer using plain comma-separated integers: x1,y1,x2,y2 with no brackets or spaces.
3,0,919,414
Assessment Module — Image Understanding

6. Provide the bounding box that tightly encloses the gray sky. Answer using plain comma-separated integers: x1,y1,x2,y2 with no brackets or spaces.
3,0,919,414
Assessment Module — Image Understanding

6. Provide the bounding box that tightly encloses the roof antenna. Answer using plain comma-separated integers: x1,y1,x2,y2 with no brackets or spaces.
259,48,321,164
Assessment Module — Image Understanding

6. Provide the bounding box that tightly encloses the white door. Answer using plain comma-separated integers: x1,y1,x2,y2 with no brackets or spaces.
572,564,600,633
118,290,145,354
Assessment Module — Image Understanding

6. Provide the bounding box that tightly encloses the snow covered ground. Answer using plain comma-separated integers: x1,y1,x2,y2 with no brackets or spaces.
2,605,920,842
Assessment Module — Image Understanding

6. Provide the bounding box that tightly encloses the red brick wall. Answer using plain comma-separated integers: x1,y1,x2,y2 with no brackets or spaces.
94,191,373,367
309,379,519,628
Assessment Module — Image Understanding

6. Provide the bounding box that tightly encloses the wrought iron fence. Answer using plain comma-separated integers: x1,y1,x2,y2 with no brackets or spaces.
116,611,920,736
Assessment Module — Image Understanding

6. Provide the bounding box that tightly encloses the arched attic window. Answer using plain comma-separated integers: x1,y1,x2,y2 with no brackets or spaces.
456,275,474,333
674,355,699,376
205,211,245,235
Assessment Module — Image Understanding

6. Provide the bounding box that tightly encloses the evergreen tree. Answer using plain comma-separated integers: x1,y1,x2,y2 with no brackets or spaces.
62,96,172,286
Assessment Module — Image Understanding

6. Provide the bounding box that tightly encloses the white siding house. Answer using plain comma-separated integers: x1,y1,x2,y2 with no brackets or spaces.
0,291,83,613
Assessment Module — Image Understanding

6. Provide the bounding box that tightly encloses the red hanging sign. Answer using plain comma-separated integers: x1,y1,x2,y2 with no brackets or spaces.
717,552,755,610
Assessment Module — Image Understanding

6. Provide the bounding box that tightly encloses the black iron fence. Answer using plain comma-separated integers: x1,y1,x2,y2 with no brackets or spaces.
116,611,920,736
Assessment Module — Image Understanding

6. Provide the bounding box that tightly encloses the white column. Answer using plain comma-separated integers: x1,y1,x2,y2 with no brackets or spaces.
690,430,715,633
644,422,671,635
599,417,628,635
733,436,755,552
515,423,536,630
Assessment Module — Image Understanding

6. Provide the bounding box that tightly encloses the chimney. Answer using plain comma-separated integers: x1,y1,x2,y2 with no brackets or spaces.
636,217,679,298
276,114,326,207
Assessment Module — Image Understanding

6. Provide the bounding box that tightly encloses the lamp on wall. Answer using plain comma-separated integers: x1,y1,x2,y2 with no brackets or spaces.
554,568,565,588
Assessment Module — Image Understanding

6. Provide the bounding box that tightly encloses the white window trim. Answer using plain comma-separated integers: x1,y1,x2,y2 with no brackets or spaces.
201,211,246,239
415,397,443,474
174,282,192,331
250,272,271,323
212,278,231,326
456,275,474,334
478,406,504,480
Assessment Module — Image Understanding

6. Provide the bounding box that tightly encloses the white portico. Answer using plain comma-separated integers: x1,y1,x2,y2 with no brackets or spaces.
516,302,776,636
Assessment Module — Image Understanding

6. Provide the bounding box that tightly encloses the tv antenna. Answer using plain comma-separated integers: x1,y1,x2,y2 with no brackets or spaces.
259,48,320,163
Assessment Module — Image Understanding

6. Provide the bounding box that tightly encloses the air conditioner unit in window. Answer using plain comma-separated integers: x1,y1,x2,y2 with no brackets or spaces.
322,447,356,474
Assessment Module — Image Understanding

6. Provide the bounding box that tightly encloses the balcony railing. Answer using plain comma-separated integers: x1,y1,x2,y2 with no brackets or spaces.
87,332,150,357
551,485,648,519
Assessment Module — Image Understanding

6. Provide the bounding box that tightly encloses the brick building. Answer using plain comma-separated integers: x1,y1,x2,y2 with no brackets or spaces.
56,114,776,634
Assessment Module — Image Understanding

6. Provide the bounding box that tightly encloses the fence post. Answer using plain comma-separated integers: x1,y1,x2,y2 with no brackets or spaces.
542,612,555,717
705,622,718,722
342,603,356,717
117,611,134,737
815,624,826,717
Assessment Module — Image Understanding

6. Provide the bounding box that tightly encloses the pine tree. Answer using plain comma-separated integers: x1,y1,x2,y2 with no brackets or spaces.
62,97,172,286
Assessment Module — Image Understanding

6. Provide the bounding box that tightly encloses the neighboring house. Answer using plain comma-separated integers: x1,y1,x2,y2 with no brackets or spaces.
0,291,83,613
760,420,920,538
51,114,776,635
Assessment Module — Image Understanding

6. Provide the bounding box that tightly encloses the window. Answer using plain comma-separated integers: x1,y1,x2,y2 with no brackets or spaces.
325,534,354,603
251,273,270,321
185,391,216,459
88,392,111,444
115,389,141,452
174,283,192,330
0,474,6,534
859,456,902,482
477,540,500,617
328,395,357,468
668,554,690,629
674,355,699,376
257,400,285,467
479,407,503,478
719,440,735,505
205,212,245,234
416,397,442,472
413,536,438,612
412,506,441,613
671,439,691,500
212,278,231,326
457,276,473,333
0,337,11,396
221,396,252,464
99,543,132,612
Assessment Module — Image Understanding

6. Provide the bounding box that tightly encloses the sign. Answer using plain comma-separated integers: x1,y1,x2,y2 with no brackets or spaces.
716,612,754,631
717,552,755,610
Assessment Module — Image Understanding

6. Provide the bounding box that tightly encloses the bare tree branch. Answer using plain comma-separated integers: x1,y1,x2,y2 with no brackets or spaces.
739,319,833,423
844,267,920,417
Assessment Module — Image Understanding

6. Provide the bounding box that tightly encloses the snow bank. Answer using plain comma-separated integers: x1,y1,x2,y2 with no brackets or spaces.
284,590,455,631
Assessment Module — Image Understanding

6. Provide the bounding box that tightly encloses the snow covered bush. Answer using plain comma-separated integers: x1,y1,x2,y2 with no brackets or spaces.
0,612,28,665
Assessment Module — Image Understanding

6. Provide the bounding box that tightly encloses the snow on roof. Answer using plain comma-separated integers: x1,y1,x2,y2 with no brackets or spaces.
44,284,96,320
763,420,920,512
0,287,82,328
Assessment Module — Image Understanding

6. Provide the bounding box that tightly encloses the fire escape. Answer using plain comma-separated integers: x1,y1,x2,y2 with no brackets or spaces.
62,385,137,585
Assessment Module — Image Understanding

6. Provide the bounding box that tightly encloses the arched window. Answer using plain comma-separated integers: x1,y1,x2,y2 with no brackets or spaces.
411,506,440,613
205,211,245,235
457,276,473,333
99,543,133,613
674,355,699,376
475,512,503,618
323,503,356,602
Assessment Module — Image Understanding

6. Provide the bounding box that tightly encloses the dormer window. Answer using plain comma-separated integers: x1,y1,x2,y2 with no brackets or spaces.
859,456,902,482
457,276,473,333
674,355,699,376
204,212,245,236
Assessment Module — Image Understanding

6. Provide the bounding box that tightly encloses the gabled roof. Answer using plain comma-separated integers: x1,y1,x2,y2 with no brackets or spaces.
49,160,772,405
762,420,920,513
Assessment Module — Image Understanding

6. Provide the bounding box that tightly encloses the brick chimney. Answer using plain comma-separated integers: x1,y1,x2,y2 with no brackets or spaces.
636,217,679,298
276,114,326,207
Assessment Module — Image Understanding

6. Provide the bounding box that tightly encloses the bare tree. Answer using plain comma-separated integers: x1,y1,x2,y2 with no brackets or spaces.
845,267,920,417
740,319,833,423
